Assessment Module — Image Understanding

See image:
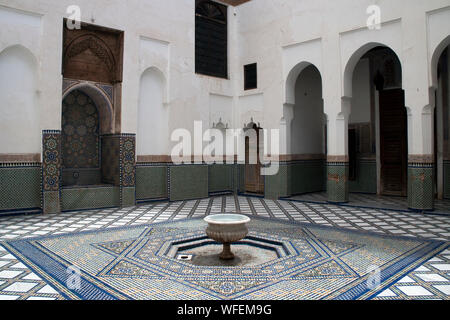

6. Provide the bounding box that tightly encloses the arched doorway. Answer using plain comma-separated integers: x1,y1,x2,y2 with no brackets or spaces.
244,122,264,195
290,64,326,195
434,43,450,199
61,89,101,186
347,46,406,196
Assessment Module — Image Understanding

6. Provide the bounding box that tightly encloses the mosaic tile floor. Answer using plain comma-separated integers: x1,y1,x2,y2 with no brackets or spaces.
286,192,450,215
0,196,449,300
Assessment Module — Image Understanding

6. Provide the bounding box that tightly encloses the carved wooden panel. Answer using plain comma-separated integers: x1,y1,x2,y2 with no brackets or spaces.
63,21,124,84
348,129,357,181
245,128,264,195
379,89,407,196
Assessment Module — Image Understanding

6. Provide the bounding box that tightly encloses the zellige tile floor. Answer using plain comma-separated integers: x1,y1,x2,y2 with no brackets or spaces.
0,195,449,300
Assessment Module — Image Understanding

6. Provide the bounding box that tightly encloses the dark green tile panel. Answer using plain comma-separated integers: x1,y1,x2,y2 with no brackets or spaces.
136,166,168,200
238,164,245,194
0,167,41,211
291,161,325,195
233,165,239,194
408,165,434,210
444,161,450,200
208,165,233,193
62,168,102,186
349,160,377,194
265,164,290,200
61,186,120,211
43,191,60,214
121,187,136,207
327,164,349,203
101,136,120,186
170,165,208,201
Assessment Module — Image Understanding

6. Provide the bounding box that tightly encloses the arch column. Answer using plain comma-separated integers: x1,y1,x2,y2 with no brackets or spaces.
264,104,294,200
406,103,435,211
402,12,435,211
326,98,350,203
281,103,294,156
430,37,450,202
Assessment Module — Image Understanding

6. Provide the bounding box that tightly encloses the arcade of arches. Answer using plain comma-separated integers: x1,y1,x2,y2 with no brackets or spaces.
281,44,450,213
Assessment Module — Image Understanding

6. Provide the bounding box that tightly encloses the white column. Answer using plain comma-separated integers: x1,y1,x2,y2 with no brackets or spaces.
281,103,294,156
436,83,444,199
402,11,435,210
325,97,351,158
403,11,434,158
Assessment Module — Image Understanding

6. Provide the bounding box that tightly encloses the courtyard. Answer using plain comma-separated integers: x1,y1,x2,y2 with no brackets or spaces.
0,0,450,304
0,195,449,300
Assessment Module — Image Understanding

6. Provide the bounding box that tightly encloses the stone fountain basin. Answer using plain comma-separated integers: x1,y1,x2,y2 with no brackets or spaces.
204,214,251,260
204,214,250,243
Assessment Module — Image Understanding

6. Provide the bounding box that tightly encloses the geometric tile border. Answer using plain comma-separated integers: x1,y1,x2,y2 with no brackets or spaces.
327,162,349,204
408,162,434,211
119,134,136,207
42,131,62,214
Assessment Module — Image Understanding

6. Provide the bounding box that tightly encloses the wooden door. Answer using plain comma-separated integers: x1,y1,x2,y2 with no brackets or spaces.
245,129,264,194
348,128,357,181
379,89,408,196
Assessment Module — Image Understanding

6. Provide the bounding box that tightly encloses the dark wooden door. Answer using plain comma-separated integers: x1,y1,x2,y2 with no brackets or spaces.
379,89,408,196
245,131,264,195
348,129,357,181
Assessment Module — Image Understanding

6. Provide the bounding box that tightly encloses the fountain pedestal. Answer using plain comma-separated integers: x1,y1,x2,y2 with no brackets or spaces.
220,243,234,260
204,214,251,260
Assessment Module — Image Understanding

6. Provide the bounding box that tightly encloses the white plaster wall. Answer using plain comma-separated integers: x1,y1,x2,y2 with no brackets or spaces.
427,7,450,87
139,37,170,104
137,68,168,156
0,0,238,157
238,93,264,128
0,5,42,154
283,39,323,106
0,5,41,56
339,20,403,98
236,0,450,156
209,94,233,129
0,45,40,154
0,0,449,158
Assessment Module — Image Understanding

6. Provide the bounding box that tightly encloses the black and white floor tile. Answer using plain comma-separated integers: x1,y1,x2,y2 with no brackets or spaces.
288,192,450,215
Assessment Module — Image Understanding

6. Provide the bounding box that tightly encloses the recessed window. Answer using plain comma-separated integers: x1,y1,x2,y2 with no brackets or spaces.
244,63,257,90
195,0,228,79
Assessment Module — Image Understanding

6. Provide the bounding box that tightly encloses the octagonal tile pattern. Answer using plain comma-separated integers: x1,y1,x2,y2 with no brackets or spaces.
2,214,446,300
0,195,449,300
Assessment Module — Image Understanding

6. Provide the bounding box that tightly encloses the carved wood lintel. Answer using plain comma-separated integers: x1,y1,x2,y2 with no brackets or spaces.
408,154,434,164
0,154,41,163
